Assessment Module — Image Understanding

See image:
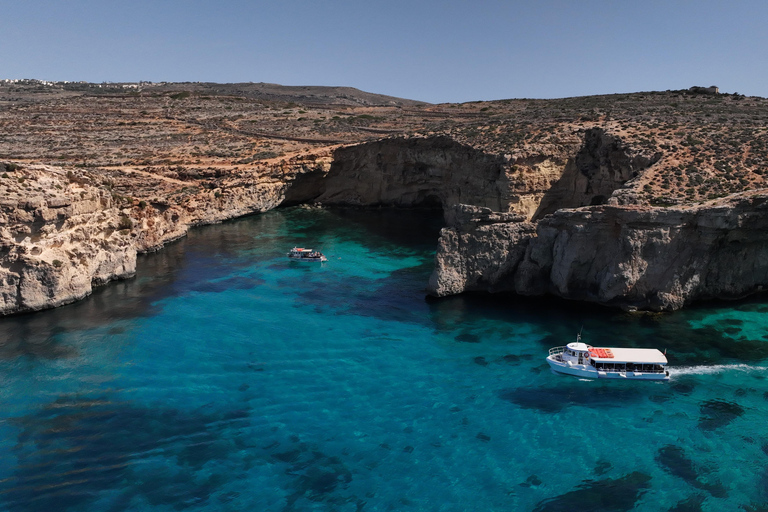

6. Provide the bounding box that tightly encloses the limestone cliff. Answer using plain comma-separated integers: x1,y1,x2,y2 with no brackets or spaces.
315,132,647,221
428,196,768,311
0,164,136,315
421,127,756,311
427,205,536,296
532,129,661,218
317,136,556,214
3,122,765,315
0,155,330,315
321,129,745,311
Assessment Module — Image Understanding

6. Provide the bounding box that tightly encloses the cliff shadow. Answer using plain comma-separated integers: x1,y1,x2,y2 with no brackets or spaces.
316,136,510,212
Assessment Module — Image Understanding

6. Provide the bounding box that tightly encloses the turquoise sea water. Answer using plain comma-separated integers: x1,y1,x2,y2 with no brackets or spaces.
1,206,767,511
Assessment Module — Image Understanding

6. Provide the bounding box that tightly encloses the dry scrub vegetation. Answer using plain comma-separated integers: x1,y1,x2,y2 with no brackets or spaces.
1,81,766,207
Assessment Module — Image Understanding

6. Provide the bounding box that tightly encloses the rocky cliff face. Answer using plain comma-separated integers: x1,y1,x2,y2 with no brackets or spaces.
421,127,750,311
1,131,574,315
428,196,768,311
317,136,527,212
0,164,136,315
3,122,764,315
0,155,330,315
427,205,536,296
532,129,661,219
316,132,651,221
322,129,739,311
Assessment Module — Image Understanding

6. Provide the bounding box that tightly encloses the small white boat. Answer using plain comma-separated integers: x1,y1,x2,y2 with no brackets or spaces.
546,334,669,380
287,247,327,262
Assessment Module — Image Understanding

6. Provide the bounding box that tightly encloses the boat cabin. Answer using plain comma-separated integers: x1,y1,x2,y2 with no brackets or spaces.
560,342,592,365
588,347,668,374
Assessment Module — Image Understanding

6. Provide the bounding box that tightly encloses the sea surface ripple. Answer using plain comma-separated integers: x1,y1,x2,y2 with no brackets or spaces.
0,207,767,511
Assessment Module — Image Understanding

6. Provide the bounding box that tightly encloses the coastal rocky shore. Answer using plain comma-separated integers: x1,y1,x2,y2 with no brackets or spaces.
0,156,329,315
315,129,768,311
427,198,768,311
1,82,767,314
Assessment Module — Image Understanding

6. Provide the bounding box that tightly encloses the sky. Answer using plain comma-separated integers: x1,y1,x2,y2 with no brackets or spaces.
1,0,767,103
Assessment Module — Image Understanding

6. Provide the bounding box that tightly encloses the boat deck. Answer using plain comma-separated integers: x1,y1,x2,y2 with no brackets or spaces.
589,347,667,364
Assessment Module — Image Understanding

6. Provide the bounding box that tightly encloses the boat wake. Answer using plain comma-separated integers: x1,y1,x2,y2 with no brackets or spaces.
669,364,767,377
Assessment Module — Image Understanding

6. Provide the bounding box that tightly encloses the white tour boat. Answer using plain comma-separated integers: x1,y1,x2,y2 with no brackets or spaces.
287,247,327,262
546,334,669,380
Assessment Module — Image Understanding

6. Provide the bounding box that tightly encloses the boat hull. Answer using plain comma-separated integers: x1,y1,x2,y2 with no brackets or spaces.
546,356,669,381
287,247,327,262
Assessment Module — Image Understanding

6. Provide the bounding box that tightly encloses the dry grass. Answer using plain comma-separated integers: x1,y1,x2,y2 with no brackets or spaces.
1,82,766,207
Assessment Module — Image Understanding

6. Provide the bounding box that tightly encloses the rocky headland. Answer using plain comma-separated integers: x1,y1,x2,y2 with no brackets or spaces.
1,80,767,314
427,196,768,311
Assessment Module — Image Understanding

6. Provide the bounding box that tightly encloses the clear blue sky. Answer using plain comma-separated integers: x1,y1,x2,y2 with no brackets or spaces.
1,0,766,103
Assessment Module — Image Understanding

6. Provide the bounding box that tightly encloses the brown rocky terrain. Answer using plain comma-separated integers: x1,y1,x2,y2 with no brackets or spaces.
1,79,767,313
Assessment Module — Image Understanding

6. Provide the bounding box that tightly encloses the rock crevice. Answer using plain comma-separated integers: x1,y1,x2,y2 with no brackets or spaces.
533,128,660,219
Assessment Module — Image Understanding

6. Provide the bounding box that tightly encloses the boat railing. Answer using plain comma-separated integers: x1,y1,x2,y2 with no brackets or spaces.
596,364,668,374
548,346,565,357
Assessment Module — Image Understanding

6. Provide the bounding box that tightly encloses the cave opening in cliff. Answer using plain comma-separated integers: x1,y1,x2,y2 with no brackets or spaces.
589,194,608,206
414,193,443,209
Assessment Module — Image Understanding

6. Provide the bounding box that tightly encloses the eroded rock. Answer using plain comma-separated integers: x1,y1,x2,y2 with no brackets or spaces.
429,195,768,311
0,164,136,315
0,156,330,315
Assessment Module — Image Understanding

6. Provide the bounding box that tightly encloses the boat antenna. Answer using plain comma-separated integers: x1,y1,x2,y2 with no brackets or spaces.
577,326,583,342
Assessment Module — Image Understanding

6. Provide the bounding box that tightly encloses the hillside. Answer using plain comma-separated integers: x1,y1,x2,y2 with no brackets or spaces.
1,80,767,313
2,81,766,208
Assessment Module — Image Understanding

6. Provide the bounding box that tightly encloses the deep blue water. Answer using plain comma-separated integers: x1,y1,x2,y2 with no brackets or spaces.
1,206,767,511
